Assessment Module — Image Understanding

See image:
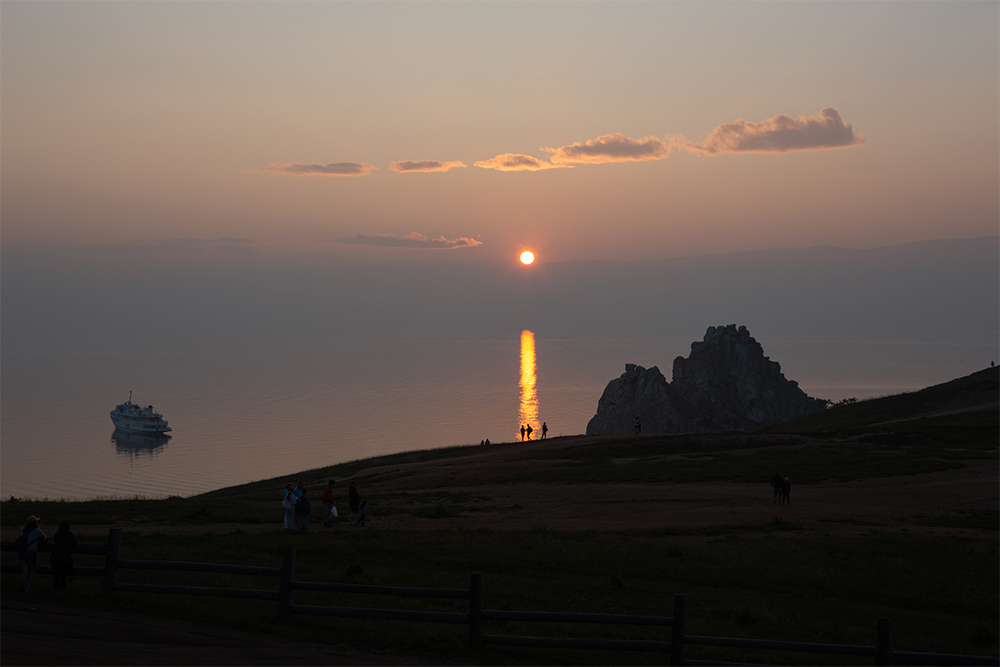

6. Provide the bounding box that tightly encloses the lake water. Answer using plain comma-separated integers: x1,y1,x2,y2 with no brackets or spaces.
1,334,995,501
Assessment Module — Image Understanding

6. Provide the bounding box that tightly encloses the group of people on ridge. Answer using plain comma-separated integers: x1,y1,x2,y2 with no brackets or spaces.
770,472,792,505
519,421,547,441
16,515,76,595
282,480,366,529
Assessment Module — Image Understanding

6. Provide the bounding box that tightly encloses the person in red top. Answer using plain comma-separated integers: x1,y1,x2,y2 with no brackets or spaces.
322,480,337,527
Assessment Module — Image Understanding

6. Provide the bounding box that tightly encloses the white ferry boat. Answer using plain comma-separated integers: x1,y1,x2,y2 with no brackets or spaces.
110,392,171,434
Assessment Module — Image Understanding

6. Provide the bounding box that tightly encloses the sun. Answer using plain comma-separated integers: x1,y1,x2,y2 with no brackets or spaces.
519,250,535,265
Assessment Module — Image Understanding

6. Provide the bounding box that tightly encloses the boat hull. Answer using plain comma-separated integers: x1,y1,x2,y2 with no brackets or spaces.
110,413,172,434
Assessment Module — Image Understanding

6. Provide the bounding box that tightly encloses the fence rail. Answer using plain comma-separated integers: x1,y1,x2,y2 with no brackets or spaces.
2,529,997,666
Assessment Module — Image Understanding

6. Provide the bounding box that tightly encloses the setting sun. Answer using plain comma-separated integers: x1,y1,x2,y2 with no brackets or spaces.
519,251,535,265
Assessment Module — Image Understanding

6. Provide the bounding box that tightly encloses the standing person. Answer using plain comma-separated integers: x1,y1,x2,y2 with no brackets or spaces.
349,482,360,526
322,480,336,528
49,521,77,596
526,424,533,440
297,487,312,530
634,416,641,434
520,425,526,441
358,500,367,527
293,482,305,529
17,516,46,594
541,422,548,439
770,472,782,504
282,484,296,530
781,478,791,505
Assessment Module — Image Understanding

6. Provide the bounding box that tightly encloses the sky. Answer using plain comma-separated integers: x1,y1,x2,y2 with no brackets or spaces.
2,1,998,267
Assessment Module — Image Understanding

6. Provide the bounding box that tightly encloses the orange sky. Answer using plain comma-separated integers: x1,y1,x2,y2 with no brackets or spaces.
2,2,997,265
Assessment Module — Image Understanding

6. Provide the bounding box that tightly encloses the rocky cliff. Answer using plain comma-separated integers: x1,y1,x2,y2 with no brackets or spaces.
586,325,827,434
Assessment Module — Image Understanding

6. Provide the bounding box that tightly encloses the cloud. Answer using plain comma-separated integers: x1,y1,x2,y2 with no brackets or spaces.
542,133,670,165
253,162,376,176
390,160,467,173
675,107,864,155
473,154,568,172
85,237,255,254
331,232,483,249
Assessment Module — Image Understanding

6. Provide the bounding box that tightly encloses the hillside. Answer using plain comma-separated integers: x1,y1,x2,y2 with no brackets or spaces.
771,365,999,434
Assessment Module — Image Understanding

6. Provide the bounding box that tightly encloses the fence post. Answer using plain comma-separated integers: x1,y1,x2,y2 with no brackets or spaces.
101,528,122,596
468,571,483,649
876,618,891,665
671,594,687,666
278,547,296,621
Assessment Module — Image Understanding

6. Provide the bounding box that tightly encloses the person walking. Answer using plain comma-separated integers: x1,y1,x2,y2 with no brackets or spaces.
282,484,296,530
17,516,46,594
520,425,526,441
49,521,77,596
349,482,360,526
322,480,336,528
358,500,367,527
296,487,312,530
525,423,533,440
780,477,791,505
770,472,782,504
541,422,548,439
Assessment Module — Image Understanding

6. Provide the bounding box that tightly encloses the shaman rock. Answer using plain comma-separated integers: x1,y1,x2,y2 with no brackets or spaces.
586,325,827,434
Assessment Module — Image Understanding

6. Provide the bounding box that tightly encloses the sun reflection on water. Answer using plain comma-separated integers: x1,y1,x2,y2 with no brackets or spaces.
518,330,539,439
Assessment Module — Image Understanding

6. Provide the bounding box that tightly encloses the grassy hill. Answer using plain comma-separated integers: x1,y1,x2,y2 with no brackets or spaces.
772,366,998,435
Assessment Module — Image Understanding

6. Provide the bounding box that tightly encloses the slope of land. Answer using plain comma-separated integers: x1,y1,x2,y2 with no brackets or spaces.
2,367,997,666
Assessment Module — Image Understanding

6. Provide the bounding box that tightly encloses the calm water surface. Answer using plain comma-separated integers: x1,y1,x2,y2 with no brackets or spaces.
2,334,995,500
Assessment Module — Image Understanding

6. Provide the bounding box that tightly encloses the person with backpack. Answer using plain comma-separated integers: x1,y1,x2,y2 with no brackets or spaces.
296,487,312,530
49,521,77,596
17,515,46,594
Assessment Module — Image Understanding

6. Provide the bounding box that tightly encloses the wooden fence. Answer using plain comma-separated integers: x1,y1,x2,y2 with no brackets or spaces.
2,529,996,666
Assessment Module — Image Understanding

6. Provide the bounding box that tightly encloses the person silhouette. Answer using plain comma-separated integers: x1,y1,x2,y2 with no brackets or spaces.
770,472,782,504
541,422,548,439
526,424,533,440
520,425,526,441
634,416,641,434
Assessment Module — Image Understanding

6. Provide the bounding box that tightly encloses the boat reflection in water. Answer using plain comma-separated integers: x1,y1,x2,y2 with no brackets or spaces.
111,429,171,460
518,329,539,440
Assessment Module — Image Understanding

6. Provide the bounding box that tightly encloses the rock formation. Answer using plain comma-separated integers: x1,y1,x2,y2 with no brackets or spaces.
586,325,827,434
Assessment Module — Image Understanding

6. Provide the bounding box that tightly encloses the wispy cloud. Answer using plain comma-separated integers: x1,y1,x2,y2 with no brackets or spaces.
85,237,255,254
390,160,467,173
252,162,377,176
542,133,670,165
331,232,483,249
674,107,864,155
473,154,568,172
